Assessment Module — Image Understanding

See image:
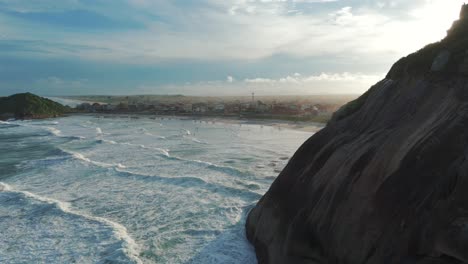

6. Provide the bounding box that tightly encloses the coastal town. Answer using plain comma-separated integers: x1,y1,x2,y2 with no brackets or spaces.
71,94,356,122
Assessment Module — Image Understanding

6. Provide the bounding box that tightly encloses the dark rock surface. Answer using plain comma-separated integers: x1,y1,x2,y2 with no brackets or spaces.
246,5,468,264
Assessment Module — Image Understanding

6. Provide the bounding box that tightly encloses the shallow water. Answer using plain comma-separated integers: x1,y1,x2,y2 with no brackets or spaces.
0,115,313,263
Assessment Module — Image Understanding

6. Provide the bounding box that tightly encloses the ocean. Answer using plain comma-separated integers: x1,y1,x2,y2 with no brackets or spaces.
0,115,314,263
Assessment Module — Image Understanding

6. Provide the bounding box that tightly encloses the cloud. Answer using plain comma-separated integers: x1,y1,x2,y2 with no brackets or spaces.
0,0,464,63
329,6,354,25
135,71,384,96
245,78,276,84
0,0,465,96
245,72,382,84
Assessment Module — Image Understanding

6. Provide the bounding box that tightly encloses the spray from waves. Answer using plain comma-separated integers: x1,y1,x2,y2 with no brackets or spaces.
0,182,142,264
96,127,103,135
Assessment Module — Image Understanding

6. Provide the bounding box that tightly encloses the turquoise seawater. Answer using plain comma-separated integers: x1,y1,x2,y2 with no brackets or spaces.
0,115,314,263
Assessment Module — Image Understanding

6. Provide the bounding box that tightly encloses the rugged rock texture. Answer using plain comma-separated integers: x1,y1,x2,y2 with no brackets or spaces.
0,93,69,120
246,5,468,264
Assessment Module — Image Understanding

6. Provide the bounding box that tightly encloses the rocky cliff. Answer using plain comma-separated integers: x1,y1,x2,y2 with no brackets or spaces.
246,5,468,264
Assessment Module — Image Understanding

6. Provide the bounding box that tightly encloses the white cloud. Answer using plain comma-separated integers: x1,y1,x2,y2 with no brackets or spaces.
1,0,464,64
245,78,276,84
329,6,354,25
141,72,383,95
245,72,382,84
143,71,383,95
0,0,466,97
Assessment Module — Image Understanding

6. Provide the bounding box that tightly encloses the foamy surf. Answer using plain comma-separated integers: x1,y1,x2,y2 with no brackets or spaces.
144,132,166,139
0,115,313,263
45,127,62,136
68,150,127,169
0,182,142,264
120,142,170,156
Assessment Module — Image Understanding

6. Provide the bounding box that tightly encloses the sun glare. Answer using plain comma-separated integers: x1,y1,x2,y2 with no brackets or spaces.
413,1,464,42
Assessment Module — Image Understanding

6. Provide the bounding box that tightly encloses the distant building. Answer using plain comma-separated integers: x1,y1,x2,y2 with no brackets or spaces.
192,103,207,113
214,103,225,113
256,101,269,113
182,103,193,113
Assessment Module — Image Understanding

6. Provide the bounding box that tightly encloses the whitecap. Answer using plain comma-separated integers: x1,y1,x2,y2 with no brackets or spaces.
144,132,166,139
120,142,170,156
66,150,127,170
97,139,117,145
0,182,142,264
45,127,62,136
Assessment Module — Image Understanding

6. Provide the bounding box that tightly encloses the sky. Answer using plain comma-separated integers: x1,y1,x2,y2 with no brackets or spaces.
0,0,465,96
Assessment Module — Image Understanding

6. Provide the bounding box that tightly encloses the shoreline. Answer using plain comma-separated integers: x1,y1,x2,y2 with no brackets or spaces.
69,112,325,133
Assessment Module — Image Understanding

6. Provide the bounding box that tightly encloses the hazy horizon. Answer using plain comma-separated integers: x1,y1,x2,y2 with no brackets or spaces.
0,0,465,96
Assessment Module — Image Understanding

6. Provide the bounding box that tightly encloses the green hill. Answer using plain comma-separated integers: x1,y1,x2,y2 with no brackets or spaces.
0,93,69,120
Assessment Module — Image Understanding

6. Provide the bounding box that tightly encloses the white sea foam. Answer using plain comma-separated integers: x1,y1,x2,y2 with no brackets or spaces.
46,126,62,136
0,115,314,263
144,132,166,139
99,139,117,144
96,127,103,135
120,142,170,156
190,137,207,144
69,151,126,169
0,182,142,264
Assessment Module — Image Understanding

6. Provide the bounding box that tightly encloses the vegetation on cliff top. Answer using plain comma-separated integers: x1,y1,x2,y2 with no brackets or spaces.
0,93,69,119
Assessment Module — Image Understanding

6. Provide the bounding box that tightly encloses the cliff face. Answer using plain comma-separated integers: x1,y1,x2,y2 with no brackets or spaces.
246,5,468,264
